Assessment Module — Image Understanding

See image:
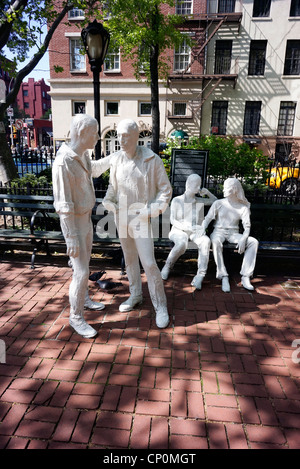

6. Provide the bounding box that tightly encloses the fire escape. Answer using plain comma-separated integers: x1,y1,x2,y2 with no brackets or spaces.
167,9,242,122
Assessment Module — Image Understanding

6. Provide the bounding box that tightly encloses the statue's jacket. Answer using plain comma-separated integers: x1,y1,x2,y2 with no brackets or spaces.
103,146,172,218
52,143,110,216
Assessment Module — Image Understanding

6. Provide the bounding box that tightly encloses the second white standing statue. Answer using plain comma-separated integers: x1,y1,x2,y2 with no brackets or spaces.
102,119,172,329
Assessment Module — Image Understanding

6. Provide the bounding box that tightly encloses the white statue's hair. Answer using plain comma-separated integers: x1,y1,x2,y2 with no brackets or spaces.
117,119,139,136
224,177,250,207
186,173,202,188
71,114,98,136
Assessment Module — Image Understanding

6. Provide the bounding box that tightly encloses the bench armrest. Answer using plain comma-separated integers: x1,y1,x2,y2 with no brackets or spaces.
30,210,49,235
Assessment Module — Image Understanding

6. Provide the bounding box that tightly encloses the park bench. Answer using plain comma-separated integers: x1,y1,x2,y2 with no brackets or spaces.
0,194,120,269
152,202,300,259
0,193,299,270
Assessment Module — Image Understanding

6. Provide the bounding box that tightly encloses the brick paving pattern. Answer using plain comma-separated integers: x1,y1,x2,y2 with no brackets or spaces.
0,255,299,449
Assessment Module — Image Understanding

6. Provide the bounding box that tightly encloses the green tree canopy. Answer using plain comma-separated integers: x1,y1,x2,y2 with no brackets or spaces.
103,0,189,154
0,0,99,182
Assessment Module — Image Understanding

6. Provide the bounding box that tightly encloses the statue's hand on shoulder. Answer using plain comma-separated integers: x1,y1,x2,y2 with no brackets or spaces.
66,236,80,258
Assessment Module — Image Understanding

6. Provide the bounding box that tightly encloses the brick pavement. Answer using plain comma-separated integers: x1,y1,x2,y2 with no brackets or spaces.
0,254,299,450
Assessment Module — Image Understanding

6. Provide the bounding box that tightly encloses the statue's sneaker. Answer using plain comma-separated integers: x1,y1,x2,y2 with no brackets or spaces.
69,317,97,338
161,264,171,280
222,276,231,293
155,307,169,329
84,297,105,310
119,295,143,312
191,274,204,290
241,276,254,291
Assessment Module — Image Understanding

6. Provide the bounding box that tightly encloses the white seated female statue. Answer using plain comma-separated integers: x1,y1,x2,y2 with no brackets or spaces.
200,177,258,293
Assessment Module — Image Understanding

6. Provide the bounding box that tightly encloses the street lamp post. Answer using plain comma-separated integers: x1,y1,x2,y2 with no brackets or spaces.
81,20,110,159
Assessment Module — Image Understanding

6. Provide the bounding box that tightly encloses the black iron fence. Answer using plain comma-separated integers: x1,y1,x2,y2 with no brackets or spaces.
11,148,55,177
6,148,300,204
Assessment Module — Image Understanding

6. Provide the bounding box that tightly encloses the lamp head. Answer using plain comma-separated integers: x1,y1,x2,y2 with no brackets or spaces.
81,20,110,71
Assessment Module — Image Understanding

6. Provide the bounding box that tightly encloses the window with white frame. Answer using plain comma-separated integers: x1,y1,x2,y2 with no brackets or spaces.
138,131,152,147
290,0,300,16
104,41,120,72
68,8,85,19
106,101,119,115
176,0,193,15
73,101,86,115
173,102,187,116
174,37,191,72
139,102,152,116
104,130,120,155
277,102,296,136
70,38,85,72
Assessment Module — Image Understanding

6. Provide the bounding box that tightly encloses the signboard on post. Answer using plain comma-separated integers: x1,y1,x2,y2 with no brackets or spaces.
15,119,23,130
170,148,209,197
6,107,14,117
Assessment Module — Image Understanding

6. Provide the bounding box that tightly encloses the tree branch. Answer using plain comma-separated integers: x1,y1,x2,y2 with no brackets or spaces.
0,0,29,49
1,3,73,114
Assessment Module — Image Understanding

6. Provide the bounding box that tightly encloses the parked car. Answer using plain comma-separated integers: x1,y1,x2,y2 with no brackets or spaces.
267,165,300,195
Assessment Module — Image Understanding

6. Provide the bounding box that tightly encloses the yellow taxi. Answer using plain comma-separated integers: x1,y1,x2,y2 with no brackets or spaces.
267,165,299,194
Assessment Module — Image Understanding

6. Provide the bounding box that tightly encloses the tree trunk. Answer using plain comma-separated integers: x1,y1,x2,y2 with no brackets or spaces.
150,43,160,156
149,6,161,156
0,132,18,183
0,107,18,183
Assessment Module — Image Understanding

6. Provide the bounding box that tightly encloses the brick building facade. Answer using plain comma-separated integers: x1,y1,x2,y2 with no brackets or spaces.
48,0,300,161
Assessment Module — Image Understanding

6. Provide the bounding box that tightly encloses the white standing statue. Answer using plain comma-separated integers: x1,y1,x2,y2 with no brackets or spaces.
201,177,258,293
161,173,217,290
52,114,112,338
102,119,172,328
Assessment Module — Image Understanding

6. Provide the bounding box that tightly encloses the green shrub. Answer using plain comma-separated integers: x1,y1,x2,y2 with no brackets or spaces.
163,135,270,184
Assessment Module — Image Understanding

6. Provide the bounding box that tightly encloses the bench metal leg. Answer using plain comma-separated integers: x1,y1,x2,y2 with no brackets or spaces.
31,247,38,269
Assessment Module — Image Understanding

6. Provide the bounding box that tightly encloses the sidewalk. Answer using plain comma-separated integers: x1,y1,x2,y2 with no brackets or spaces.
0,253,299,450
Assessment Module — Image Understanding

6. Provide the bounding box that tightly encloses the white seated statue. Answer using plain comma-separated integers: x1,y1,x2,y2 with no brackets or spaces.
161,173,217,290
200,177,258,293
52,114,112,338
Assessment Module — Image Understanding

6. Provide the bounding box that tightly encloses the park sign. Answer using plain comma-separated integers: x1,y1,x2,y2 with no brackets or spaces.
170,148,209,196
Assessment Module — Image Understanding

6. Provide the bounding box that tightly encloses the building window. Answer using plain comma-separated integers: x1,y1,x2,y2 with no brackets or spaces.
24,102,29,109
211,101,228,135
68,8,85,19
139,102,152,116
290,0,300,16
73,101,86,115
277,102,296,136
23,90,28,97
243,101,261,135
248,40,267,76
104,41,120,72
283,40,300,75
70,38,85,72
102,2,112,19
214,40,232,74
173,102,187,116
138,131,152,148
176,0,193,15
106,102,119,115
104,130,120,155
174,37,191,72
252,0,271,17
218,0,236,13
275,143,292,163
